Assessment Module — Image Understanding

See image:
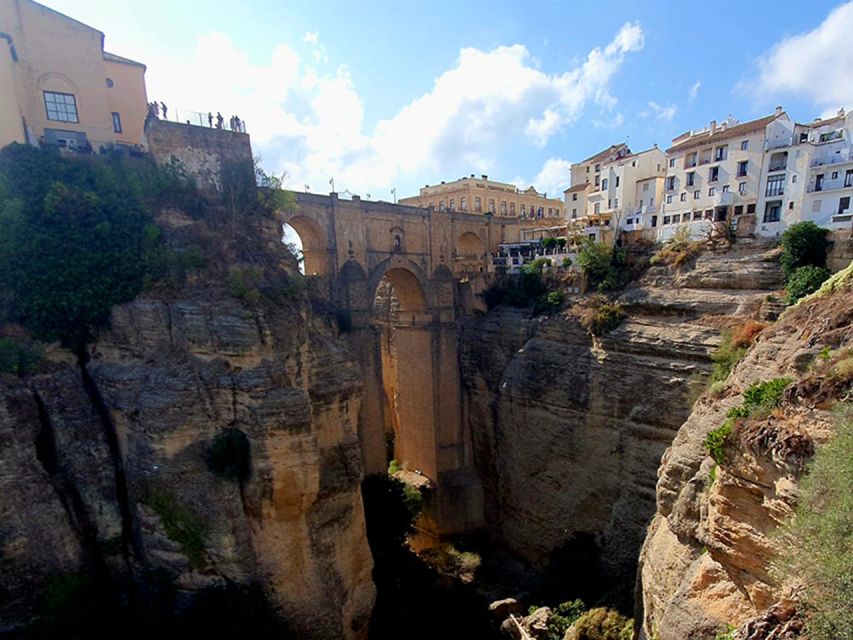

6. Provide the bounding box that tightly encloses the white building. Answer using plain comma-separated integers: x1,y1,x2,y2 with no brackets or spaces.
658,108,791,241
800,109,853,229
564,143,665,244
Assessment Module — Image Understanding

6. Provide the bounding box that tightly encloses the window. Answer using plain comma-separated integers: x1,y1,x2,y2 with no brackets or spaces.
663,215,671,225
666,194,673,204
462,197,469,211
792,175,798,184
602,178,609,190
789,201,794,210
686,172,695,187
572,193,578,201
714,145,727,161
815,174,824,191
44,91,79,123
520,204,526,215
709,187,716,196
439,201,445,211
595,175,600,187
105,78,114,88
722,185,729,193
766,174,785,197
680,193,687,202
608,199,612,208
763,201,782,223
832,171,839,180
747,204,756,214
737,161,748,177
669,158,676,167
649,196,654,207
547,207,552,215
626,218,634,225
615,176,620,187
686,152,698,168
734,205,743,216
473,197,480,211
594,202,601,214
572,208,577,218
799,132,809,143
741,140,749,151
709,166,719,182
839,197,851,214
643,182,649,192
510,202,516,215
595,163,601,172
614,198,619,208
769,152,788,172
112,112,122,134
488,198,495,212
449,198,456,211
651,215,658,227
694,190,700,200
673,214,681,223
666,176,676,190
501,201,507,214
738,182,747,195
704,209,713,220
846,170,853,188
693,211,702,221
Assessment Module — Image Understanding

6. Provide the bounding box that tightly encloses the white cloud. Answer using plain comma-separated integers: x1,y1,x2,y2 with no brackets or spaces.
643,101,677,122
748,1,853,111
689,80,701,101
141,22,644,197
533,158,572,196
593,113,624,129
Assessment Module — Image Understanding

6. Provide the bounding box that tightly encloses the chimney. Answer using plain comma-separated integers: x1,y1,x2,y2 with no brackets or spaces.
470,174,475,178
710,120,717,135
839,107,846,117
482,174,488,180
775,105,783,116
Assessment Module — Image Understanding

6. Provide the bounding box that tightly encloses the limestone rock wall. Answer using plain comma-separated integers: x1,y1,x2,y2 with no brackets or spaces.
460,245,785,585
637,267,853,639
0,212,374,638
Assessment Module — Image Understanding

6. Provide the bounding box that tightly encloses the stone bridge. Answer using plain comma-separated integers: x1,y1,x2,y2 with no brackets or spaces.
278,192,521,535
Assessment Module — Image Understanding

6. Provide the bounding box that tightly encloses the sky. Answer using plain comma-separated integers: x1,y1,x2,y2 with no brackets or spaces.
41,0,853,202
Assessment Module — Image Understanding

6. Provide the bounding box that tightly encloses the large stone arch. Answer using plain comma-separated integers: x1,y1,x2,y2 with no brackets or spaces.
456,231,485,259
281,214,329,276
367,256,431,316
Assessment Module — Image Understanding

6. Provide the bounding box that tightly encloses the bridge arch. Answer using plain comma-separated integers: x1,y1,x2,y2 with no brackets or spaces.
281,214,328,276
368,257,430,316
456,231,485,259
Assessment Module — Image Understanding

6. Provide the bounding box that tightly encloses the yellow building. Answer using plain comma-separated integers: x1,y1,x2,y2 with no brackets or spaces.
0,0,148,151
400,173,564,220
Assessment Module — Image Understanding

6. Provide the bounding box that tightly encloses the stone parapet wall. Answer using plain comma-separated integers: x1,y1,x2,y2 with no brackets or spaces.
145,118,253,191
828,228,853,272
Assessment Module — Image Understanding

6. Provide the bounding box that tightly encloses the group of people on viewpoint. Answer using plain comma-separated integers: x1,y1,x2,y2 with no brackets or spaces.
146,101,246,133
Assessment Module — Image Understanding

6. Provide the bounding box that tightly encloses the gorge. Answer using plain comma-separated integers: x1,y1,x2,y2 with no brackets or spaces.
1,145,851,640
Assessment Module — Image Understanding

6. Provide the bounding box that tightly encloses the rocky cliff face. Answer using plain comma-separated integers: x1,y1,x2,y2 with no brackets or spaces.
638,266,853,640
460,244,784,590
0,210,374,638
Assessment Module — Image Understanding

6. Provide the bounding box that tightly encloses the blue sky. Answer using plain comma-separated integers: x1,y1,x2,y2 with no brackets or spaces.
43,0,853,200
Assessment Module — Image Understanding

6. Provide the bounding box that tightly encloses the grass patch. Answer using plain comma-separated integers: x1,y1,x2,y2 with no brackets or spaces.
704,377,792,465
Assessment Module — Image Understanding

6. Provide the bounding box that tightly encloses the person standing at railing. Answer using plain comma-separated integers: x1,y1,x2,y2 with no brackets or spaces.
160,101,168,120
216,112,223,129
208,112,213,127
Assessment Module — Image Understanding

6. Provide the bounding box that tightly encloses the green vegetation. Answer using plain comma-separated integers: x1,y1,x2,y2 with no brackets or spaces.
207,429,251,482
715,624,737,640
576,239,627,292
650,225,703,268
779,221,832,305
0,144,197,349
419,543,482,582
704,377,792,465
483,257,556,311
545,600,587,640
780,221,830,279
227,266,262,304
542,237,558,251
786,265,832,304
778,407,853,640
546,290,565,308
710,332,748,384
581,301,626,336
143,488,207,569
562,257,573,268
564,607,633,640
0,336,43,375
387,459,401,475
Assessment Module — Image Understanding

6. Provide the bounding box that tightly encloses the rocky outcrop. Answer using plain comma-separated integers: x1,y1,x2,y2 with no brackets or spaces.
638,265,853,639
0,210,374,638
461,243,784,587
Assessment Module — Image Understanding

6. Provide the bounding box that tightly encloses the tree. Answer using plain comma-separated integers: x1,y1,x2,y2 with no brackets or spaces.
780,221,830,279
576,240,625,292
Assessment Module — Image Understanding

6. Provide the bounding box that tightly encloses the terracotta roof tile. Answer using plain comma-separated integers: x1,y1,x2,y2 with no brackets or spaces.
667,113,782,153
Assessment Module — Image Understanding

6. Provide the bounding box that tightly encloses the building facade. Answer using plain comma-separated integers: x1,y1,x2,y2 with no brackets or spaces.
798,110,853,231
399,174,564,220
564,143,665,244
0,0,148,151
656,108,790,241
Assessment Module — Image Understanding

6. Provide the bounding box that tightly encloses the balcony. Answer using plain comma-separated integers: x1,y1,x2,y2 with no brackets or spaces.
811,153,853,168
713,191,733,206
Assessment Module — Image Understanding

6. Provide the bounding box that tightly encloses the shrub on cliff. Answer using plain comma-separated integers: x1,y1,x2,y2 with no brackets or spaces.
581,301,626,336
564,607,633,640
576,240,626,292
779,408,853,640
0,144,187,348
786,265,831,304
780,221,830,279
